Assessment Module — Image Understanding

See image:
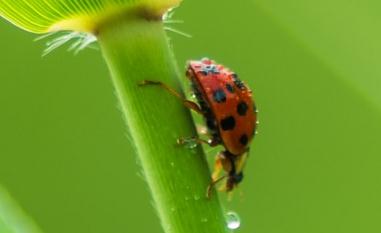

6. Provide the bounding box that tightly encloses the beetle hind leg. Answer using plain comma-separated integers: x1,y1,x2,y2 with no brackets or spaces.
206,151,234,198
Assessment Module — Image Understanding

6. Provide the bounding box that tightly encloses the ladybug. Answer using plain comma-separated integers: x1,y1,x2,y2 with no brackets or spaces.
140,58,258,197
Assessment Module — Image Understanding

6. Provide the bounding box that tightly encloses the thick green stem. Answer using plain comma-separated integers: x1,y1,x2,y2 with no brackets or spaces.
97,18,229,233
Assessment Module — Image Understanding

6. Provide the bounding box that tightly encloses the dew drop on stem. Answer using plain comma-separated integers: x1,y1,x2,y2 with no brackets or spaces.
226,211,241,230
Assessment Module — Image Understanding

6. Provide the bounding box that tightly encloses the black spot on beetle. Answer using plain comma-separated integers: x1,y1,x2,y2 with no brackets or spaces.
235,80,245,90
237,101,248,116
239,134,248,146
220,116,235,131
232,73,245,90
213,89,226,103
226,83,234,93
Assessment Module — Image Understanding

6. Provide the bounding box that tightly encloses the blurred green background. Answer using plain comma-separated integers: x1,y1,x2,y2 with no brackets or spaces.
1,0,381,232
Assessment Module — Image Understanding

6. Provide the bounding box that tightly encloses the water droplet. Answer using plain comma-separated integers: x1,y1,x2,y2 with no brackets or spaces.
178,137,198,149
185,142,198,149
201,217,208,223
193,194,201,201
226,211,241,230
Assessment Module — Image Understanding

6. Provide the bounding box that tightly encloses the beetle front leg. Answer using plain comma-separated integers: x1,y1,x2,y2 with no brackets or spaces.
139,80,203,114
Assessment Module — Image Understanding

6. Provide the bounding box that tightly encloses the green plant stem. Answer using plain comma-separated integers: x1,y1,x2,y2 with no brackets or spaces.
97,17,229,233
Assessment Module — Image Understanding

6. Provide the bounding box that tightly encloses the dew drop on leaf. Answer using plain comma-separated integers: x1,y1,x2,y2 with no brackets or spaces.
226,211,241,230
193,194,200,201
201,217,208,223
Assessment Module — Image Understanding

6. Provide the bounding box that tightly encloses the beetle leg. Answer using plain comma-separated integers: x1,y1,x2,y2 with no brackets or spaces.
206,174,227,199
196,124,209,136
206,152,232,198
139,80,203,114
212,152,224,180
177,136,220,147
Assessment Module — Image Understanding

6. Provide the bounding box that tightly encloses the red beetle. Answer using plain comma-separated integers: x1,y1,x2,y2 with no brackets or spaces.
140,58,258,197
